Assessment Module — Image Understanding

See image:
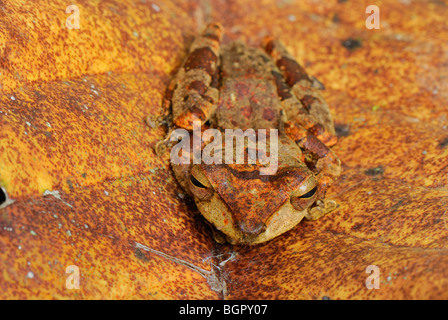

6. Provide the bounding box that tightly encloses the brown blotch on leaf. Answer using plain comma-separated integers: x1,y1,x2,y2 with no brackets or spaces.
134,248,150,262
334,123,350,137
438,137,448,148
341,38,362,50
364,166,385,176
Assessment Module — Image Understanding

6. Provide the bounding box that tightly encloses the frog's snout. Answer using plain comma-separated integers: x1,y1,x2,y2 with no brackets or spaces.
237,220,266,238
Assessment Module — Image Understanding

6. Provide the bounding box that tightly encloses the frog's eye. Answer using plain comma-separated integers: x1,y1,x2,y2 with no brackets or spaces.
189,166,214,201
300,186,317,199
290,178,318,211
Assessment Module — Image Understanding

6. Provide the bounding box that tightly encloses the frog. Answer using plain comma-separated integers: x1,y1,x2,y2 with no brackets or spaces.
155,23,341,245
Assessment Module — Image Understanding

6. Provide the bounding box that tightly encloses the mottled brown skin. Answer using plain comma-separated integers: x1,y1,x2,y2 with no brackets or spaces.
165,23,341,244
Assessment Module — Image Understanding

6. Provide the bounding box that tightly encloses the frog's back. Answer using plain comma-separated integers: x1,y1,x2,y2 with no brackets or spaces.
215,42,283,131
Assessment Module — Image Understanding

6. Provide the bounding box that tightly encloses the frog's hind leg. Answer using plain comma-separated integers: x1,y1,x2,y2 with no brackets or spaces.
271,68,333,146
171,23,223,131
304,199,339,221
151,76,178,155
263,37,337,147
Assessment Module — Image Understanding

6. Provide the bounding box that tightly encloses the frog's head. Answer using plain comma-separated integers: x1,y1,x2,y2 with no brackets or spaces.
175,135,319,244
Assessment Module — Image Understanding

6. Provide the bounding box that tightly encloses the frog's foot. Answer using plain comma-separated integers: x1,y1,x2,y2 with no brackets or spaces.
262,37,337,147
154,128,175,156
305,199,338,221
146,115,164,129
203,220,227,244
170,23,222,130
212,229,228,244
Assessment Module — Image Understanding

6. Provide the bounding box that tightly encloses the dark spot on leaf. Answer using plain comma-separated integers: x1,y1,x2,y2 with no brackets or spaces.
388,199,404,212
81,173,87,178
332,14,340,23
134,248,150,262
67,178,74,191
438,137,448,148
429,0,446,6
341,38,362,50
352,223,363,230
364,166,384,176
334,123,350,137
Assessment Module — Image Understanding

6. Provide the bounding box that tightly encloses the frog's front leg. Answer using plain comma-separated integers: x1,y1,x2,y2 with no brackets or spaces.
171,23,223,131
263,37,337,147
305,199,338,221
154,23,223,154
271,68,334,147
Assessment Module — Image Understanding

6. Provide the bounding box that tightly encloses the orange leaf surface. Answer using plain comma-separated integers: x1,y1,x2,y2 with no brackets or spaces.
1,0,448,299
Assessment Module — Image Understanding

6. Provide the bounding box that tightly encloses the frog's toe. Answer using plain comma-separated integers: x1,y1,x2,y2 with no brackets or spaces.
325,199,338,211
305,206,324,221
212,229,227,244
155,127,180,155
305,199,338,221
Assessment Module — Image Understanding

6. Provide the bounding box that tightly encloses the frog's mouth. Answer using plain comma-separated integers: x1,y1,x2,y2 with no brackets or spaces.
195,192,310,245
198,162,314,242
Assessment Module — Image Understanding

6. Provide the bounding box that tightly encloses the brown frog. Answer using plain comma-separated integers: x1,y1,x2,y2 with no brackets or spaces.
156,23,341,245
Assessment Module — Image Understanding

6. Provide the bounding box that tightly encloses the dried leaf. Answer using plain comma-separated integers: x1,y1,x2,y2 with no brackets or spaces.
1,0,448,299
